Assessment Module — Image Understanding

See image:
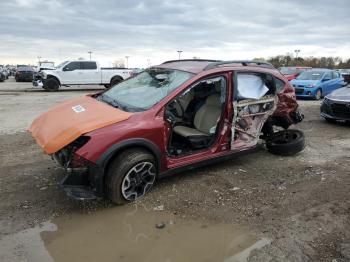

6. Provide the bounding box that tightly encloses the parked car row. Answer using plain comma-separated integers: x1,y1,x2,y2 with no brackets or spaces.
279,66,347,100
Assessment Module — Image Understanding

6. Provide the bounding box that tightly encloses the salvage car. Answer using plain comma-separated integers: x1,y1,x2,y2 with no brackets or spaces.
15,66,35,82
321,85,350,123
279,66,311,81
291,69,344,100
29,60,305,204
33,60,134,91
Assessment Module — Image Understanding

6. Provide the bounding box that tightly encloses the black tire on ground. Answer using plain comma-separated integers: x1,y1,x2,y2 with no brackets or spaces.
43,78,60,92
110,76,123,87
315,89,322,100
266,129,305,156
106,148,156,205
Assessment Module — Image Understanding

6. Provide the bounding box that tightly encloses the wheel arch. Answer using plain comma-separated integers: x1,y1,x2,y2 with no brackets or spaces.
46,74,61,85
110,74,124,82
97,138,162,176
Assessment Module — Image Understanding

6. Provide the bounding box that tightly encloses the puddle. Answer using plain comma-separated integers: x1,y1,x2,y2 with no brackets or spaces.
1,204,270,262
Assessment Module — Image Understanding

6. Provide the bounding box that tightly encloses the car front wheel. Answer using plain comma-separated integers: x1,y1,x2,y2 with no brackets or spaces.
106,148,156,204
315,89,322,100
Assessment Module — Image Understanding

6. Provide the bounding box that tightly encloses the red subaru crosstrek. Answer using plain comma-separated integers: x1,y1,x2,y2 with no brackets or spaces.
29,60,305,204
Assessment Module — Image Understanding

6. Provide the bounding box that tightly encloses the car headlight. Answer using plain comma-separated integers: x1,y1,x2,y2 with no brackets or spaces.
306,83,317,88
39,71,47,79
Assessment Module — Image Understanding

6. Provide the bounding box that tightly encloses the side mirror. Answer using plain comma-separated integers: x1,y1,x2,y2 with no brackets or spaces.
62,67,69,71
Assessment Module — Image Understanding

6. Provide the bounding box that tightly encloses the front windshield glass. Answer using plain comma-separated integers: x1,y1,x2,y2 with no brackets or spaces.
279,67,298,75
100,68,194,112
296,71,324,80
56,61,68,68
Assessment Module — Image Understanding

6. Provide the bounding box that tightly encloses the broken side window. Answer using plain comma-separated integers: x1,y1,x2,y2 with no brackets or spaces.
236,73,269,100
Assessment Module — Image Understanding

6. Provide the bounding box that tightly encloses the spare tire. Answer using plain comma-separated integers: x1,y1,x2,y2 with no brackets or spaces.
266,129,305,156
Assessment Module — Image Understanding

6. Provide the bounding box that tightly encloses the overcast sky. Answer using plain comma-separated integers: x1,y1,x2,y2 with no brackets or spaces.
1,0,349,67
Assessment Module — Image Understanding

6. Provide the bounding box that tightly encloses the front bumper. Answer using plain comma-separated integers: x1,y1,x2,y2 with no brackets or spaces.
52,150,105,200
32,79,44,87
294,87,317,98
321,98,350,121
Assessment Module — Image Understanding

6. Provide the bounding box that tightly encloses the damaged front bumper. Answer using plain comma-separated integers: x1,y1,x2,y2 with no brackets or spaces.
32,79,44,87
55,161,104,201
51,138,105,201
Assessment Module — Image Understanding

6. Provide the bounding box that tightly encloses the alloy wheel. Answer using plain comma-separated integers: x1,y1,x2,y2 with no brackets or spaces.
121,162,156,201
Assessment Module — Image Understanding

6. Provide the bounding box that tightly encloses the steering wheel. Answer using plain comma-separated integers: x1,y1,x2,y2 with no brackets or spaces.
166,99,185,123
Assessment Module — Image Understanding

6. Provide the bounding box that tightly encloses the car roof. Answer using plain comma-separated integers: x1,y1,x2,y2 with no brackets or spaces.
154,59,278,74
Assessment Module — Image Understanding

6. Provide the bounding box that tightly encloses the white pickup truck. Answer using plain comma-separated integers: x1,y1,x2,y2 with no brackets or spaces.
33,60,134,91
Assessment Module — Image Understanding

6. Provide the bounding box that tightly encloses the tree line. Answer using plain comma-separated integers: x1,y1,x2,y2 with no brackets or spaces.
253,55,350,69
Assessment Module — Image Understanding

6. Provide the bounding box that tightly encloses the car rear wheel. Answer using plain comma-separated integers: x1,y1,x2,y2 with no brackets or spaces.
266,129,305,156
110,76,123,87
106,148,156,205
315,89,322,100
43,78,60,92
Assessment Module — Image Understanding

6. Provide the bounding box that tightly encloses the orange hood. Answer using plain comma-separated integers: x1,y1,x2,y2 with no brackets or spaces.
28,96,132,154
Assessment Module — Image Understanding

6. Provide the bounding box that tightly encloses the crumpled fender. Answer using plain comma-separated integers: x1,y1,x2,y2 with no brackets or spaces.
28,95,132,154
273,84,300,124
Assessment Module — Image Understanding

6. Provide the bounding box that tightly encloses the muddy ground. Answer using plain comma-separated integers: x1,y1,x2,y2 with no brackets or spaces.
0,77,349,262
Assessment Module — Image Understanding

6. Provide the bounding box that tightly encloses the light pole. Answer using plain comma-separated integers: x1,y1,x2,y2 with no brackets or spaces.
177,50,183,60
294,49,300,59
125,56,129,68
88,51,92,60
37,56,41,63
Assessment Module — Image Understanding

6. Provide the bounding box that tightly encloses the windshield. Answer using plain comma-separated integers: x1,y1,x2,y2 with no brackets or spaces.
99,68,194,112
296,71,324,80
56,61,68,68
279,67,298,75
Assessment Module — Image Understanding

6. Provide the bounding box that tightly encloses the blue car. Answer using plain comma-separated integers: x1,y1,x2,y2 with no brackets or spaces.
291,69,344,100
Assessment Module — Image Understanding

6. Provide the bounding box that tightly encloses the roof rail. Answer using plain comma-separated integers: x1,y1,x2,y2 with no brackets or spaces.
204,60,274,70
162,59,221,64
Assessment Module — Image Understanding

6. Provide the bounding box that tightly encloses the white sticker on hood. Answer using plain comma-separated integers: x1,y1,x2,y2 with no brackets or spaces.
72,105,85,113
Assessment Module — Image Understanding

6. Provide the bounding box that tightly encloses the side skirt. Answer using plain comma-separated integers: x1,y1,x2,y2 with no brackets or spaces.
159,144,263,178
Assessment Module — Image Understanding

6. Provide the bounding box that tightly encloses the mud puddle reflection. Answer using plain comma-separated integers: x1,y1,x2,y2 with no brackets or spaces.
1,204,270,262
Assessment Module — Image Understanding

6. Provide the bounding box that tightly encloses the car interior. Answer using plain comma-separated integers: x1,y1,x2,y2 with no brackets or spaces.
166,76,227,156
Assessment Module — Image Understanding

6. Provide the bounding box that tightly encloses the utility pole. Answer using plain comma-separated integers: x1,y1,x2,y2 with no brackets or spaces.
125,56,129,68
177,50,183,60
88,51,92,60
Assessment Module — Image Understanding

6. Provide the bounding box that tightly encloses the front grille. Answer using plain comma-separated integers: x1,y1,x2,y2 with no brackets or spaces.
331,102,350,118
294,88,304,94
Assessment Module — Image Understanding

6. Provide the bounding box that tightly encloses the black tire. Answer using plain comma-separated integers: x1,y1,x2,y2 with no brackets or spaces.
43,78,60,92
315,89,322,100
106,148,156,205
110,76,123,87
266,129,305,156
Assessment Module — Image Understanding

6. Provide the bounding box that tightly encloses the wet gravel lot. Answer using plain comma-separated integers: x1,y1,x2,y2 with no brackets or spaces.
0,77,349,261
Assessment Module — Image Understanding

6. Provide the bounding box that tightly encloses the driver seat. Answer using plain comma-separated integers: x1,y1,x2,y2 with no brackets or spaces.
173,94,222,148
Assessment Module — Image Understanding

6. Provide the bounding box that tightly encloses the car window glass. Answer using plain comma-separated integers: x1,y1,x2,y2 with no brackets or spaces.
274,77,285,92
332,72,339,79
65,62,81,71
82,62,97,70
324,72,331,79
